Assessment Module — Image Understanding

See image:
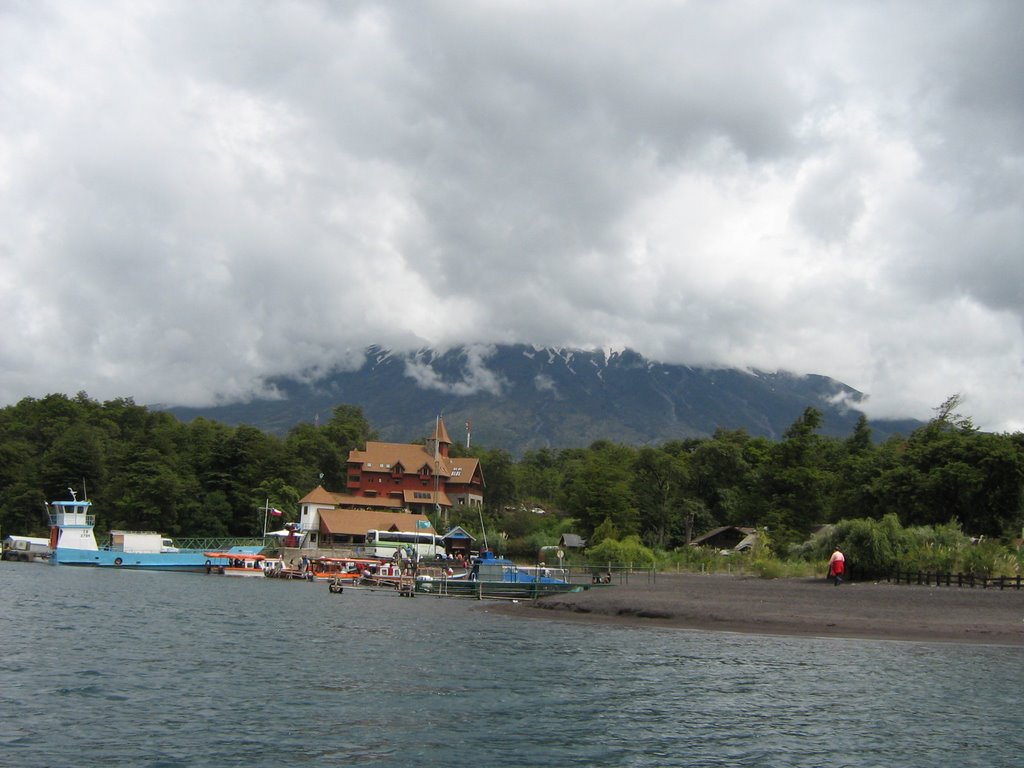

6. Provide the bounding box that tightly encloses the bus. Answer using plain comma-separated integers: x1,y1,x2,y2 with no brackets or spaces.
363,529,444,560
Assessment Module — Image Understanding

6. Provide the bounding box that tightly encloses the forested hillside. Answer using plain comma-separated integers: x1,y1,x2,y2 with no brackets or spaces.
1,393,1022,559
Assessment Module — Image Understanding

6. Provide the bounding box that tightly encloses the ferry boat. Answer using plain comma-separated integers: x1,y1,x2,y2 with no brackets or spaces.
415,551,584,599
47,495,264,570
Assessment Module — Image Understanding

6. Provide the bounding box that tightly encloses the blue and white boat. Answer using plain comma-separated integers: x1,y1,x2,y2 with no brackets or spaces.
415,551,584,599
47,495,264,570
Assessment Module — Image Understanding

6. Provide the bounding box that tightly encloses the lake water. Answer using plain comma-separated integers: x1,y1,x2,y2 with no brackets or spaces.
1,562,1021,767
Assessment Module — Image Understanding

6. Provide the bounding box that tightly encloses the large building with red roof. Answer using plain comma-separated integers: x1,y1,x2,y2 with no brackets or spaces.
297,417,485,549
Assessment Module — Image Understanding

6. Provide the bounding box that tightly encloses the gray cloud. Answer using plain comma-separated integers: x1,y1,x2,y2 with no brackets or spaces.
1,1,1023,431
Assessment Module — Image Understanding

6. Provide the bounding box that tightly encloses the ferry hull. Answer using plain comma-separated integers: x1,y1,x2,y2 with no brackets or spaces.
51,547,264,570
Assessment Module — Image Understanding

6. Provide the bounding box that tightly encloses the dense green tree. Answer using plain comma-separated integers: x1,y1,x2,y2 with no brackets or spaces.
751,408,834,548
631,447,689,549
284,423,345,490
323,405,377,453
110,448,182,533
559,440,638,536
879,418,1024,536
515,448,562,502
474,447,516,514
687,429,754,525
2,389,1024,554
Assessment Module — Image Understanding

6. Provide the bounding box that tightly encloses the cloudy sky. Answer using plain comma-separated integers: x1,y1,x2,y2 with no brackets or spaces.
2,1,1022,430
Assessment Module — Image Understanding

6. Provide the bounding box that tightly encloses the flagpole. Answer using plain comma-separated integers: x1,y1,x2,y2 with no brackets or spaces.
262,498,269,538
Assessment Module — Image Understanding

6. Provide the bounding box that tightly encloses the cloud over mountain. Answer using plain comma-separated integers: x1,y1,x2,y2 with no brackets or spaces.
1,2,1022,432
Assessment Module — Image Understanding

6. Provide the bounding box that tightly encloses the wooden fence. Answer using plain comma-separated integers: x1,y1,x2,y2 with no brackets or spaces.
886,570,1024,590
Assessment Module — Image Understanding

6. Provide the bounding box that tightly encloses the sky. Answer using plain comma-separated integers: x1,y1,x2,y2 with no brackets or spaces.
2,1,1023,431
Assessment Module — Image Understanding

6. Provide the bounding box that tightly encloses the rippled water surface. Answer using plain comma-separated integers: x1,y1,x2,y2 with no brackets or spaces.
1,562,1021,766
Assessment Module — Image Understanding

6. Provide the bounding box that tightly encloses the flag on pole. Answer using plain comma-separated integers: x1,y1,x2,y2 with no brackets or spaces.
270,508,284,517
416,519,431,529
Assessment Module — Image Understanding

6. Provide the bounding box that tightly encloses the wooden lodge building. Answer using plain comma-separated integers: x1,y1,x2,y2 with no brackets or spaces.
297,417,485,551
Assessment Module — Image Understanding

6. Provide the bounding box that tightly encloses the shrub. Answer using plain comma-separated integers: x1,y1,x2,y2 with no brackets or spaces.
586,535,656,568
960,541,1005,578
661,545,731,573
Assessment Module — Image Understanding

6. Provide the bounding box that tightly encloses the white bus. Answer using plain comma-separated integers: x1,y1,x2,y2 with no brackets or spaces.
364,529,444,560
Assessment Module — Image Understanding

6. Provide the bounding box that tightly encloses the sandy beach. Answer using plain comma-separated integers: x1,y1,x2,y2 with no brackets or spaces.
495,573,1024,645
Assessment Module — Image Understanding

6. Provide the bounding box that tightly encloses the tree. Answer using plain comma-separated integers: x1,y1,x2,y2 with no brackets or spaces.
284,423,346,490
559,441,638,536
323,405,377,453
474,448,515,513
751,408,833,548
515,448,562,503
687,430,754,525
631,447,688,549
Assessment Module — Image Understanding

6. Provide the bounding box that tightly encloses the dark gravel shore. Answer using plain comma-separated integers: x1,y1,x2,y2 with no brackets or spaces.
494,573,1024,645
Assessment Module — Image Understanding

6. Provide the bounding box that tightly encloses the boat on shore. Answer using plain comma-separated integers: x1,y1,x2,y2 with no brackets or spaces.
47,495,264,570
415,551,584,599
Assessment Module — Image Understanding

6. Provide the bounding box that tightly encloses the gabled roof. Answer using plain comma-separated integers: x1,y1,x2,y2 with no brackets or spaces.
318,508,435,537
350,442,454,478
690,526,757,546
442,526,476,541
446,457,483,486
299,485,339,504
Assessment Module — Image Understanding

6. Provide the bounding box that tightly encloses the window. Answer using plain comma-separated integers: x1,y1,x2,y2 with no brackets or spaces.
451,467,463,477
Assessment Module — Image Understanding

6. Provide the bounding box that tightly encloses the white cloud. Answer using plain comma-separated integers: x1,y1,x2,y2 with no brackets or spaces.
1,1,1023,431
402,345,506,396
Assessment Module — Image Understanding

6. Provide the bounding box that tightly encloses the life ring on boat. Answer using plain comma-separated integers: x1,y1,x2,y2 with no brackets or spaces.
114,557,123,566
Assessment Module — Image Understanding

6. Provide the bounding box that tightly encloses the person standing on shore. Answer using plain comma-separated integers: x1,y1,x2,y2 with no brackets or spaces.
828,548,846,586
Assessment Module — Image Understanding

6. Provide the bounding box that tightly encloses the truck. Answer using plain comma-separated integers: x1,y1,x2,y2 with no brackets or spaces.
109,531,179,553
2,535,52,562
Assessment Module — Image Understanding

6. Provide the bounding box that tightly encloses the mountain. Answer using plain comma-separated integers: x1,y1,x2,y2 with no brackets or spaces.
164,344,920,454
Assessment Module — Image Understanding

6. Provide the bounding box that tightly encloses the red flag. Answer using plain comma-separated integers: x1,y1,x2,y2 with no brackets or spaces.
270,508,283,517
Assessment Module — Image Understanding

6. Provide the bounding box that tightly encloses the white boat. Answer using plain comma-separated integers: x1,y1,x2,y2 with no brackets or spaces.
203,552,280,577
